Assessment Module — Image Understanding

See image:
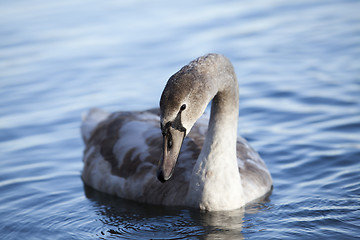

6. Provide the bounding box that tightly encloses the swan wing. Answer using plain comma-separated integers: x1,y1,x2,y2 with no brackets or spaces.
237,137,273,202
81,109,200,205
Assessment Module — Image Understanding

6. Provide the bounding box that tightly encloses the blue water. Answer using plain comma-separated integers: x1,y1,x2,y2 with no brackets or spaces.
1,0,360,239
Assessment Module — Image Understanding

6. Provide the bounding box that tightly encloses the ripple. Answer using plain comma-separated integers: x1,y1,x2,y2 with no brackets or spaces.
1,0,360,239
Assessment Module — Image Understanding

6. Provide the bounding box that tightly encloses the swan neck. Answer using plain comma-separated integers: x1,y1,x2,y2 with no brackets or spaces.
203,54,240,158
186,56,243,211
205,72,239,165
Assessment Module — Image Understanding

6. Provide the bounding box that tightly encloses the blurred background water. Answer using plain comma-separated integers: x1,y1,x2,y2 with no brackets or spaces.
1,0,360,239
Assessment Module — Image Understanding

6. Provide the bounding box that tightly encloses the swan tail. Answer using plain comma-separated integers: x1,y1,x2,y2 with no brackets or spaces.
81,108,109,144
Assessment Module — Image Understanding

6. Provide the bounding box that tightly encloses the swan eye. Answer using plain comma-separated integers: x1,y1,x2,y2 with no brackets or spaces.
180,104,186,111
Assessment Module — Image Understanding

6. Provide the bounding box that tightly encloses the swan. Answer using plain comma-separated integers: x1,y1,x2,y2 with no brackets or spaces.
81,53,272,211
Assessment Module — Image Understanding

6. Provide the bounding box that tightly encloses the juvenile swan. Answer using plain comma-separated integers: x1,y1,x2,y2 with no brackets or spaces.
81,54,272,211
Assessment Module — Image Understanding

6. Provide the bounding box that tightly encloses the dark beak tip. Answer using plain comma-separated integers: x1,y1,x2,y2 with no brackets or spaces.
157,169,168,183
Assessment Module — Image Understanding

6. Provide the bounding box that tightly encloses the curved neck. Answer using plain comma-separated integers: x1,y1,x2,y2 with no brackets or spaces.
186,56,244,211
206,81,239,158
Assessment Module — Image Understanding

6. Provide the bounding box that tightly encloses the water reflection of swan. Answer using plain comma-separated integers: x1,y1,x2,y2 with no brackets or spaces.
81,54,272,211
84,184,271,239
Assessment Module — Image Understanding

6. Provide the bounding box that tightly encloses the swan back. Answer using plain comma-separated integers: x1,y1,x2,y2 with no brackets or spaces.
81,108,110,143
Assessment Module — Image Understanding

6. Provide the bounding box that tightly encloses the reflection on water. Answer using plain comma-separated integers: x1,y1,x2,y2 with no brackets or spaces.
84,184,274,239
1,0,360,239
84,184,252,239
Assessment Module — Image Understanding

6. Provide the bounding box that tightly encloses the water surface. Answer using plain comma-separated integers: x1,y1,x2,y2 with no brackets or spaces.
1,0,360,239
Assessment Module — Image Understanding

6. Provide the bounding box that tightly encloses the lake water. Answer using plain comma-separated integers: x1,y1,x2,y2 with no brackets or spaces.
1,0,359,239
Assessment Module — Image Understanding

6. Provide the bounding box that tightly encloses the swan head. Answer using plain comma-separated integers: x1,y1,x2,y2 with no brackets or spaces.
157,56,218,182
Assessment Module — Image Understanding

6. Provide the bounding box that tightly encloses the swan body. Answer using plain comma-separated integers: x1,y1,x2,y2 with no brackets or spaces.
81,54,272,211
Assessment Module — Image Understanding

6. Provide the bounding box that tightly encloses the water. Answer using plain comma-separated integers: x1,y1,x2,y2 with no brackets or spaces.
1,0,359,239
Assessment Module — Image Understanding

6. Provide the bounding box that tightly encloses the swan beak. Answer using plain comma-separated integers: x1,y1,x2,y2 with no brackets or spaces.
157,127,185,183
